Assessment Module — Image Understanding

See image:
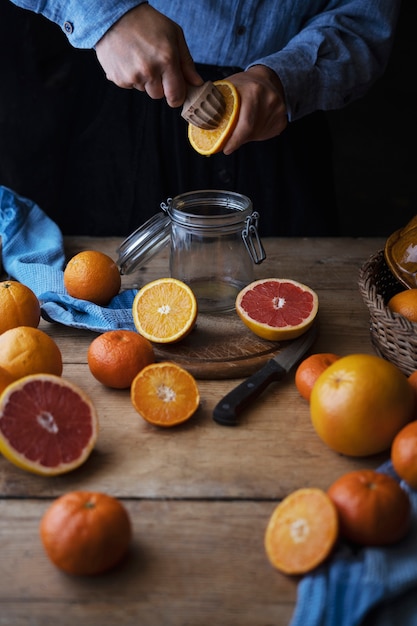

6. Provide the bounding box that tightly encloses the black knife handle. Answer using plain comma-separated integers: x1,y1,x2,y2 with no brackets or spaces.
213,359,287,426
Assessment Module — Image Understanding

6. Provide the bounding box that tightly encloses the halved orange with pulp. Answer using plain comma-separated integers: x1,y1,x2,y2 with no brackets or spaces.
132,277,197,344
188,80,240,156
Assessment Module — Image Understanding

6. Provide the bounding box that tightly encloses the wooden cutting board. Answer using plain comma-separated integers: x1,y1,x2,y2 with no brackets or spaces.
154,311,299,379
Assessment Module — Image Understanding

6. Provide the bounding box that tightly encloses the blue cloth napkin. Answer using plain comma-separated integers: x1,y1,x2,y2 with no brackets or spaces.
0,186,137,332
290,461,417,626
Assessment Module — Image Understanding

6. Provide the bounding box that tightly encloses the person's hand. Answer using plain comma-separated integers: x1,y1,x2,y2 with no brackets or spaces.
222,65,288,154
95,4,203,108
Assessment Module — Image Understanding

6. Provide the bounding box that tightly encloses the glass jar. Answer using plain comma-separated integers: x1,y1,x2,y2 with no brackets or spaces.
117,190,265,313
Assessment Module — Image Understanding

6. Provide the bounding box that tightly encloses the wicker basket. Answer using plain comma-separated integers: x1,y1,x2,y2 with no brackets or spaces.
358,249,417,376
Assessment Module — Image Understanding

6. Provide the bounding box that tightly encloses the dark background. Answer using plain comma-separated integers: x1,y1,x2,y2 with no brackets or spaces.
327,0,416,237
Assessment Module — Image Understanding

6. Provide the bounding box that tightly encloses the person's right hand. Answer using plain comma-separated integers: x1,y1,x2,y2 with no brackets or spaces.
95,4,203,108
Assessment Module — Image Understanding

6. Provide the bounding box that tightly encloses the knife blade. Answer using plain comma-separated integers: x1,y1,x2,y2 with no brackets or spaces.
212,323,318,426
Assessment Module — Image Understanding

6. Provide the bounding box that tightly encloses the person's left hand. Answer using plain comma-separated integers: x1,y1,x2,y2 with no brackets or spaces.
222,65,288,154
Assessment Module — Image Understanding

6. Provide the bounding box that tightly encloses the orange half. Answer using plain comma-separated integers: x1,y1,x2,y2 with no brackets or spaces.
132,278,197,344
131,362,200,427
265,488,339,575
188,80,240,156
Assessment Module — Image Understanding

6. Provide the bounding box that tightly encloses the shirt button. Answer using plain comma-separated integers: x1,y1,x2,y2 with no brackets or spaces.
236,25,246,36
63,21,74,34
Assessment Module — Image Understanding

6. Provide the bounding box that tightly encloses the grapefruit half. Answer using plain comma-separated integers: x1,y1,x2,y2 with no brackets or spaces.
236,278,319,341
0,374,99,475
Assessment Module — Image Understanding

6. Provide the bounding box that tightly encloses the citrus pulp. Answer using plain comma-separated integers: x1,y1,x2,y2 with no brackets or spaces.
188,80,240,155
131,362,200,427
236,278,318,341
132,277,197,344
264,488,338,575
0,373,99,475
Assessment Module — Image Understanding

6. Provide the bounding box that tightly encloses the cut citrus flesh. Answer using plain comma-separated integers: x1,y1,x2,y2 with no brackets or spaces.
236,278,319,341
188,80,240,155
264,488,338,575
132,278,197,344
131,362,200,427
0,374,99,475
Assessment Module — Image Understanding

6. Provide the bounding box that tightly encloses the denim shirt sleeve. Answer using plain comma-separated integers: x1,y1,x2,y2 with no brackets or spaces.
9,0,147,48
247,0,401,121
9,0,401,121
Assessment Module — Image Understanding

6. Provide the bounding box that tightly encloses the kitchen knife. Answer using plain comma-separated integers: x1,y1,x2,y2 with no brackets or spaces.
212,323,318,426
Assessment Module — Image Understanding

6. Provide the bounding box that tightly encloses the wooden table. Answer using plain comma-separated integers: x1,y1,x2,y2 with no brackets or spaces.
0,236,389,625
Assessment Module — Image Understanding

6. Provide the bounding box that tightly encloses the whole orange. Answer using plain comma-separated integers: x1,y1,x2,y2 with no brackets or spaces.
0,366,16,394
310,354,415,456
0,326,63,379
40,491,132,575
64,250,121,306
408,371,417,417
388,288,417,323
295,353,340,401
87,330,155,389
0,280,40,334
391,420,417,489
327,469,411,546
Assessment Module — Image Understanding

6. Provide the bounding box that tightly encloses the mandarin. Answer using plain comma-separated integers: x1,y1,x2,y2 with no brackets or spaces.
0,280,40,334
327,469,411,546
391,421,417,489
387,288,417,323
64,250,121,306
87,329,155,389
40,491,132,575
264,488,338,575
188,80,240,155
295,353,340,401
0,326,63,379
408,370,417,416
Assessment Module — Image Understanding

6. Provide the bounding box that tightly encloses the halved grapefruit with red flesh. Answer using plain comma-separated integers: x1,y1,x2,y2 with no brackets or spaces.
0,374,99,475
235,278,319,341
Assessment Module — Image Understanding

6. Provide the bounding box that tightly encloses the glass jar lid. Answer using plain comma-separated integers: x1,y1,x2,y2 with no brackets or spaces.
117,211,171,275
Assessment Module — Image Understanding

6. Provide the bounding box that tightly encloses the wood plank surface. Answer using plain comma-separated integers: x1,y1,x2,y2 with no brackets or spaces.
0,236,388,625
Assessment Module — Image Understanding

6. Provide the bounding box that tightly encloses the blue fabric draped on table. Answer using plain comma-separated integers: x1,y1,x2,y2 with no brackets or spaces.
0,186,137,332
290,461,417,626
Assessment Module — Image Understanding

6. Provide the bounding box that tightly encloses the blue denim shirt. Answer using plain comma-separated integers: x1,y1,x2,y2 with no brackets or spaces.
10,0,401,121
